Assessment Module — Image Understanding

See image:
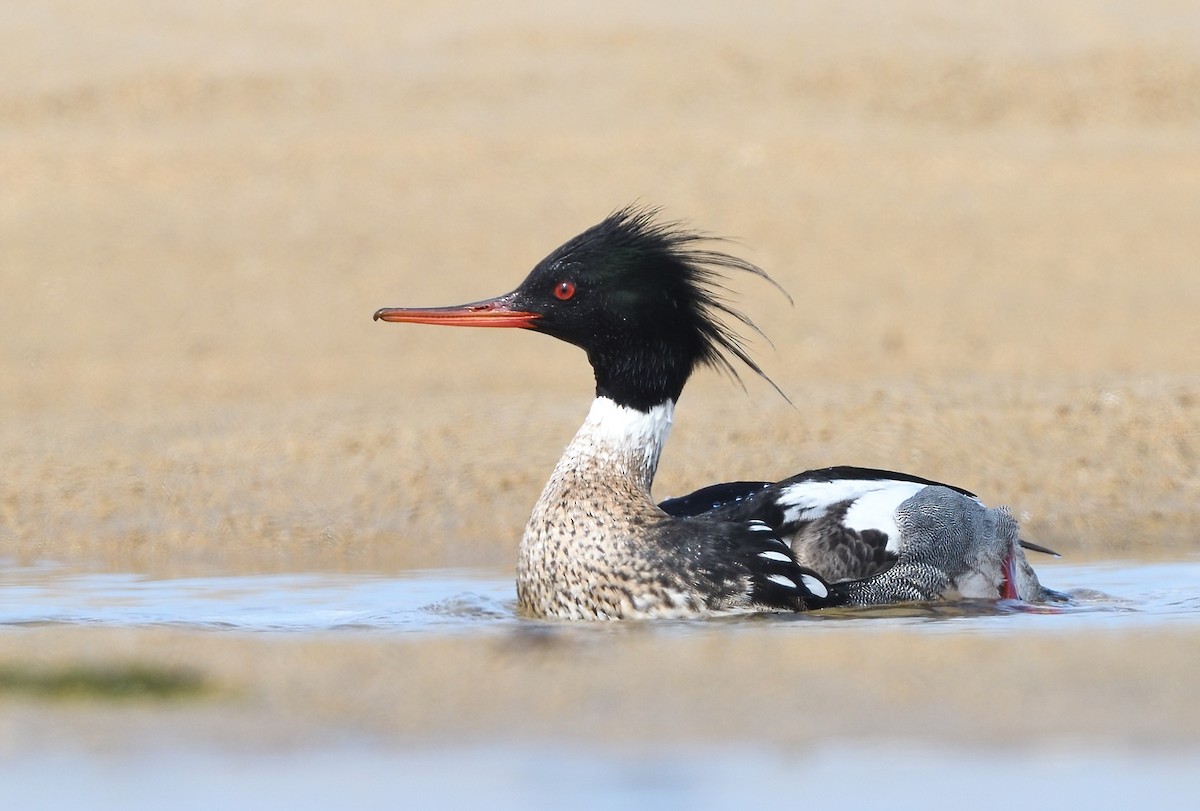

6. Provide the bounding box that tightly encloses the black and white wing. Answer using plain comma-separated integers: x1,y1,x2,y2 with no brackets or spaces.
649,514,838,612
661,466,967,583
660,466,1064,604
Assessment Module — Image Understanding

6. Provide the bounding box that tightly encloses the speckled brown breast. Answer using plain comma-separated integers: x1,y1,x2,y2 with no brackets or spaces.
514,398,713,620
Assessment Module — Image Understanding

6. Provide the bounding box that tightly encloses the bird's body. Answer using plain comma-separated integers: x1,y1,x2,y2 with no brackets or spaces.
516,397,832,619
375,207,1058,620
662,470,1056,605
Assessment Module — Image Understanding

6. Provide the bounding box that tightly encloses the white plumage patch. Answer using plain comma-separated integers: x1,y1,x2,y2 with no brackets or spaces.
800,574,828,598
776,479,904,524
842,486,926,553
757,550,791,563
747,521,773,532
585,397,673,449
778,478,984,556
766,574,797,589
953,570,1001,600
571,397,675,474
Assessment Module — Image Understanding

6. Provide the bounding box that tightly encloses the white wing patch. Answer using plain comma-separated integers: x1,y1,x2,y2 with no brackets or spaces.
841,484,927,553
800,574,829,598
757,550,792,563
766,574,798,589
777,479,900,524
778,478,978,556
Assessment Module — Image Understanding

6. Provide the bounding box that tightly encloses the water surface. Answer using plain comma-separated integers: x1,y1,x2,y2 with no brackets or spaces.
1,558,1197,634
4,742,1198,811
2,558,1198,809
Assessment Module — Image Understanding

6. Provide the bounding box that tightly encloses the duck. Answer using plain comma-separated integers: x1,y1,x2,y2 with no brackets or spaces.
374,206,1059,619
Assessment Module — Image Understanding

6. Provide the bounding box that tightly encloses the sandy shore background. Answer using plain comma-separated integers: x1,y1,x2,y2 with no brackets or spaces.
2,0,1199,757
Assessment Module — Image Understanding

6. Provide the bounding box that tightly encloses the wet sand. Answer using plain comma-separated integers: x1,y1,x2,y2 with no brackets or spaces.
2,623,1199,754
2,1,1199,754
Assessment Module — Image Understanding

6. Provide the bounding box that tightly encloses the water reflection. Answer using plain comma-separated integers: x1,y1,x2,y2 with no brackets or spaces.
1,558,1198,634
0,567,518,633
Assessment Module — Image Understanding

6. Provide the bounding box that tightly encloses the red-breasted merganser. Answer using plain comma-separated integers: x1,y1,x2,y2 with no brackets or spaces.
375,207,1060,619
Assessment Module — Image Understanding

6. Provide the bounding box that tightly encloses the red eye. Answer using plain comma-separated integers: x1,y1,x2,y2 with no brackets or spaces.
554,280,576,301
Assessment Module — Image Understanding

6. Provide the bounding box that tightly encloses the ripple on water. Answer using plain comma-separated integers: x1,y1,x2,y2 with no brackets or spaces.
0,558,1197,634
